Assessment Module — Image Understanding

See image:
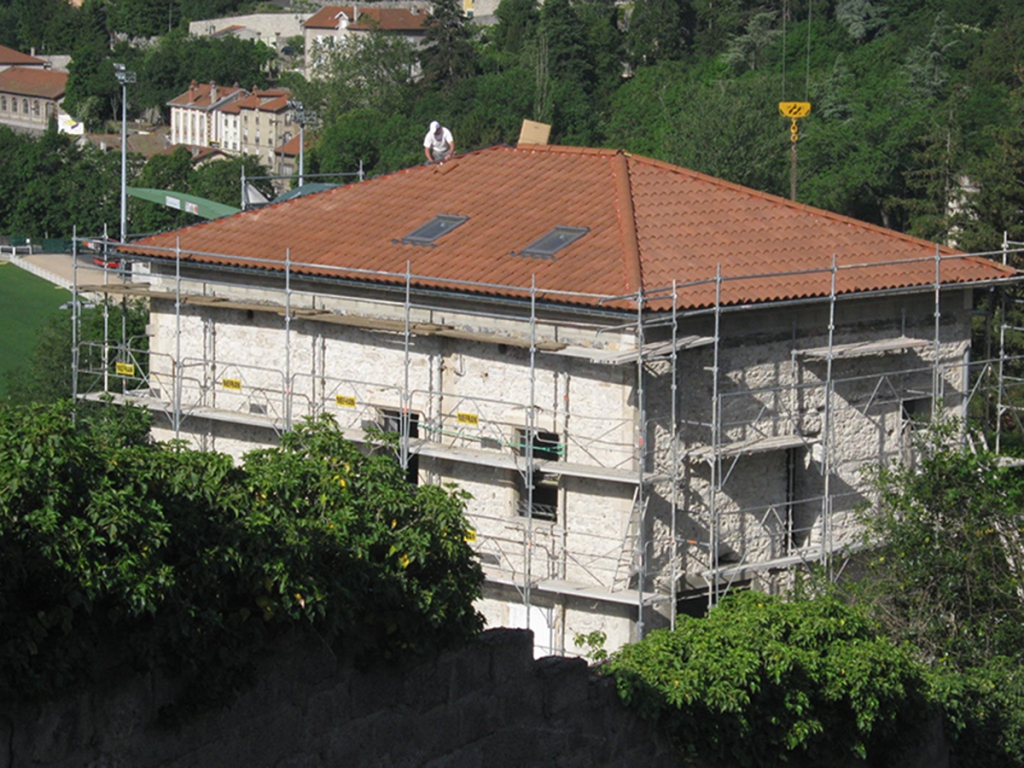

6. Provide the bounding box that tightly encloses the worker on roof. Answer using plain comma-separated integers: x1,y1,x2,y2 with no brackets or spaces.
423,121,455,163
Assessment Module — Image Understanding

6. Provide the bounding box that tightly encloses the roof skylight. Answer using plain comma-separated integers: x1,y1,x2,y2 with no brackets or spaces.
518,226,590,259
401,214,468,246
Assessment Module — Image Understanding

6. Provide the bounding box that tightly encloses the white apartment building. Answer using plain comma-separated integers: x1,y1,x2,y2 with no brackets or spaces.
167,80,245,149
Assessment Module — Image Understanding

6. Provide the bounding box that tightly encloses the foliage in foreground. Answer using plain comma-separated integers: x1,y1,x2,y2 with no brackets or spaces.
609,593,929,766
609,591,1024,767
858,420,1024,669
0,404,483,707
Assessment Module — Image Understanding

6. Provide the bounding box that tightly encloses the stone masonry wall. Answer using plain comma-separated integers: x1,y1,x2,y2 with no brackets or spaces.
0,629,679,768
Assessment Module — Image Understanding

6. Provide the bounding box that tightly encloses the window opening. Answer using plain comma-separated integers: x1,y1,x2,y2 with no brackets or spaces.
401,214,469,246
517,226,589,259
378,407,420,485
514,428,562,521
901,396,932,433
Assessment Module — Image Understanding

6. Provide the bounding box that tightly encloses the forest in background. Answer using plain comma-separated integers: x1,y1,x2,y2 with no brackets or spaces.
0,0,1023,250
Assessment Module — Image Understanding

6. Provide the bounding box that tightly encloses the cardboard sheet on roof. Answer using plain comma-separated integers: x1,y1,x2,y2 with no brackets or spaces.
518,119,551,146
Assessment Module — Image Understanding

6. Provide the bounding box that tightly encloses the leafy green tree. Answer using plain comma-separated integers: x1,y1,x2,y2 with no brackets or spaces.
722,10,782,73
420,0,478,92
537,0,601,143
134,32,276,122
608,65,787,195
5,130,124,239
609,592,930,765
491,0,540,55
301,31,417,124
63,39,120,127
191,155,273,208
312,109,421,177
835,0,887,43
107,0,172,38
448,65,536,150
626,0,693,69
956,77,1024,253
0,406,484,704
857,420,1024,669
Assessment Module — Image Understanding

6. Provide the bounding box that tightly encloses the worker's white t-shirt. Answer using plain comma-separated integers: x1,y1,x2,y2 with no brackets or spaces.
424,126,453,155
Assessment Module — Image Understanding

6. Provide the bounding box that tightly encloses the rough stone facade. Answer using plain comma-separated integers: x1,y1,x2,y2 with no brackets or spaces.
0,629,680,768
92,258,975,659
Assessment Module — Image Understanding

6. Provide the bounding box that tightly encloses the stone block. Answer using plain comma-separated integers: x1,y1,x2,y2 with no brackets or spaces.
302,678,354,742
402,703,459,759
478,628,534,684
535,656,589,716
274,754,324,768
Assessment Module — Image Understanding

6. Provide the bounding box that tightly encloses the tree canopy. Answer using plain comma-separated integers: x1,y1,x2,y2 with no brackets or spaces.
0,405,484,706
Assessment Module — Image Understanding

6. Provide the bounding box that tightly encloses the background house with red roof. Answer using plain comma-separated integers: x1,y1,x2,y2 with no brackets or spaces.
0,44,46,73
85,143,1020,656
0,66,67,134
303,5,430,78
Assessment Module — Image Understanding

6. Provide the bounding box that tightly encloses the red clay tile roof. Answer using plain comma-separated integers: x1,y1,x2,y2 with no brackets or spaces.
226,88,291,114
305,5,428,32
275,135,302,156
121,144,1019,311
167,82,245,109
0,67,66,99
0,44,44,67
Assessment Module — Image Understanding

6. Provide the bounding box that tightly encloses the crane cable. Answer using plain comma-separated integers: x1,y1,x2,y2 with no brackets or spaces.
780,0,813,101
805,0,812,100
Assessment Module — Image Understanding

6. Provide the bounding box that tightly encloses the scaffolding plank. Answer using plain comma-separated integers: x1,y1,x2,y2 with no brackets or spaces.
79,391,171,411
686,433,812,460
78,282,171,299
552,334,714,365
794,336,930,359
535,578,661,606
411,440,641,483
434,327,566,351
705,540,867,582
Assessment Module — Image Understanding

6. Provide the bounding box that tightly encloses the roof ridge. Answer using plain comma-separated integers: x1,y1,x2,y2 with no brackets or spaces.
628,152,968,256
612,152,642,294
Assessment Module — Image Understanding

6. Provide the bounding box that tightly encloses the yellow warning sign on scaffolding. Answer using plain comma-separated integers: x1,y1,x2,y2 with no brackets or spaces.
115,362,135,376
222,378,242,391
457,412,479,426
336,395,356,408
778,101,811,118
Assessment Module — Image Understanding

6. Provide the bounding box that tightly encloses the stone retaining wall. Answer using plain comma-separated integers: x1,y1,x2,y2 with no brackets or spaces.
0,629,679,768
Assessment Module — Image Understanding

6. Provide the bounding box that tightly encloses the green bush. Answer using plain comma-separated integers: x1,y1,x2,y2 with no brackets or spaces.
0,404,483,706
608,592,932,767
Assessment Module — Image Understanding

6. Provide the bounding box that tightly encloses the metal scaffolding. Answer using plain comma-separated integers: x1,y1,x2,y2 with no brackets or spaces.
70,234,1024,652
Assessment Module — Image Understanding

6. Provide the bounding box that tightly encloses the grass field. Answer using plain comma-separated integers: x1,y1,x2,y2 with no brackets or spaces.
0,262,72,396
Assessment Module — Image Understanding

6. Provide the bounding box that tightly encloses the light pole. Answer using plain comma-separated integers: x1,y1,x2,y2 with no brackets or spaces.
114,63,136,244
287,99,317,187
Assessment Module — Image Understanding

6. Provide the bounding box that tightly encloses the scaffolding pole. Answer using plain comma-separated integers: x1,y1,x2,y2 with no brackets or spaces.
285,248,293,430
174,237,182,440
71,227,80,425
635,287,647,639
670,281,679,630
708,266,722,610
822,255,837,579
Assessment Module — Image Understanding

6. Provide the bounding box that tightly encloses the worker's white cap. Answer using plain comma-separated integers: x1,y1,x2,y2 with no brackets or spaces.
429,121,440,133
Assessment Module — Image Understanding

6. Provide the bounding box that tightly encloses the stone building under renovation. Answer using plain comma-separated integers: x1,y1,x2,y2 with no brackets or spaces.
75,144,1021,656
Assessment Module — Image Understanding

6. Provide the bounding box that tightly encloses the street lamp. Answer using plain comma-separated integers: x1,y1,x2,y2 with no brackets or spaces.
287,99,317,187
113,63,136,245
